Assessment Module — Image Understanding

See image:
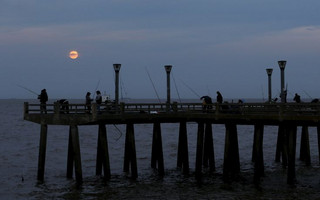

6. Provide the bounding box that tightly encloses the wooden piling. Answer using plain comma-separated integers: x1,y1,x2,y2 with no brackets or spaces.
287,124,297,184
223,123,240,180
66,125,83,184
299,125,311,166
318,125,320,164
66,128,73,179
253,124,264,183
123,123,138,178
177,121,189,174
151,122,164,176
195,122,204,181
37,123,48,182
96,124,111,180
203,122,215,172
275,123,288,166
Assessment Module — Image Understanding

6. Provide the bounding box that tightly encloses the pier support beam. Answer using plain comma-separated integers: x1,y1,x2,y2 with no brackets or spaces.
252,124,264,183
123,123,137,178
287,124,297,184
223,123,240,181
318,125,320,164
37,123,48,182
66,125,83,184
195,122,204,181
151,122,164,176
203,122,215,172
177,121,189,174
96,124,111,180
299,126,311,166
275,123,288,167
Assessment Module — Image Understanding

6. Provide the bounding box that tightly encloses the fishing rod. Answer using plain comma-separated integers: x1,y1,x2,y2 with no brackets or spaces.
17,84,39,96
171,72,182,103
145,67,161,103
92,79,100,99
180,79,201,98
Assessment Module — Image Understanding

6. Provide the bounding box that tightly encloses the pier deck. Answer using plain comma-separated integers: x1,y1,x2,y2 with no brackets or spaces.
24,102,320,126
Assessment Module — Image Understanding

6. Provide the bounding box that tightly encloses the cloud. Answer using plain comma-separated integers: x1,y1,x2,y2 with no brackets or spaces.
215,26,320,56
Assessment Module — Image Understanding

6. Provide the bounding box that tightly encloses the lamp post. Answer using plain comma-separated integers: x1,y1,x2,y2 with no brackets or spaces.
164,65,172,111
266,68,273,103
278,60,287,103
113,64,121,105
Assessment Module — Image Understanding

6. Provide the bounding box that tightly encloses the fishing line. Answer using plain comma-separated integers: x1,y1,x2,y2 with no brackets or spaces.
113,124,123,141
145,67,161,103
179,79,201,98
302,90,313,99
261,85,265,102
171,72,182,103
120,74,128,100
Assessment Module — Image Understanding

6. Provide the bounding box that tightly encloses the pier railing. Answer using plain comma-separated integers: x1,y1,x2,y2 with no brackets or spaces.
24,101,320,116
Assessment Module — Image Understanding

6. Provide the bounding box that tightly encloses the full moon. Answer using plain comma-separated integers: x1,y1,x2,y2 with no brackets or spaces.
69,51,79,59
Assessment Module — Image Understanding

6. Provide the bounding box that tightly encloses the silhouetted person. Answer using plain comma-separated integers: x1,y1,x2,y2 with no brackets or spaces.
311,98,319,103
57,99,69,114
293,93,301,103
95,90,102,112
216,91,223,104
200,95,213,111
86,92,93,113
38,89,48,114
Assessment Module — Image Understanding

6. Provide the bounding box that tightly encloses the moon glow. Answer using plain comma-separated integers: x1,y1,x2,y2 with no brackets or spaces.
69,51,79,59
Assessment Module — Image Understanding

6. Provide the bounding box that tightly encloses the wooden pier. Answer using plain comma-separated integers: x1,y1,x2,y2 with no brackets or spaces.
24,101,320,184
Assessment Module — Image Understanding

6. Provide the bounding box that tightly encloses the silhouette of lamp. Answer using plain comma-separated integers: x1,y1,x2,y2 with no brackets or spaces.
164,65,172,111
266,68,273,103
278,60,287,103
113,64,121,105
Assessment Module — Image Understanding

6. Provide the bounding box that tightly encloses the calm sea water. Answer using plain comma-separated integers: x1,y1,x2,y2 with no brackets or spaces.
1,99,320,199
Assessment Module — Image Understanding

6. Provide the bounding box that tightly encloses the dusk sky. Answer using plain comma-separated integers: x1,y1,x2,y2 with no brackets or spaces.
1,0,320,101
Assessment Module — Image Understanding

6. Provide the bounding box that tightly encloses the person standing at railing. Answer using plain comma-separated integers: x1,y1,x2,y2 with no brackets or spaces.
85,92,93,113
293,93,301,103
95,90,102,112
38,89,48,114
216,91,223,104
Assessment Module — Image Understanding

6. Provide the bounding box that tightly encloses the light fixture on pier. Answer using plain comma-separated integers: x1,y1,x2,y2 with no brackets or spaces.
164,65,172,73
266,68,273,76
278,60,286,70
113,64,121,72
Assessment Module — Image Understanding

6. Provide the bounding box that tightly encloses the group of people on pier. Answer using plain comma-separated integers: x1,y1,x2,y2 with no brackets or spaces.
200,91,223,111
86,91,102,113
36,89,319,114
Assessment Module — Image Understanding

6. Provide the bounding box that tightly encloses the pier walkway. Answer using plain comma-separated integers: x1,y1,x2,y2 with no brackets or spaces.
23,102,320,184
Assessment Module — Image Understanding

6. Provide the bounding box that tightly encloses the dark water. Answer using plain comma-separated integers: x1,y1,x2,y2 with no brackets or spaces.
1,99,320,199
